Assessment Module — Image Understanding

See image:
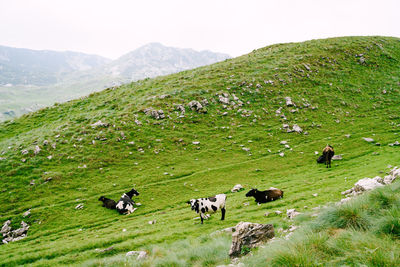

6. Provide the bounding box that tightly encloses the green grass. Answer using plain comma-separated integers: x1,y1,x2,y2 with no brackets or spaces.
1,36,400,266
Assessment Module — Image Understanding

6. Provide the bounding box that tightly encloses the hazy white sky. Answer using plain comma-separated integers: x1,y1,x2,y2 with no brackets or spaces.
0,0,399,59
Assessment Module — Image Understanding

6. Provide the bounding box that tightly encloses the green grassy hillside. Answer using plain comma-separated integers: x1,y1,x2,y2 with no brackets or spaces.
1,36,400,266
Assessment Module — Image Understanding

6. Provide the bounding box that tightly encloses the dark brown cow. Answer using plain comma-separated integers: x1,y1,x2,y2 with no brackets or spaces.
245,188,284,204
322,145,335,168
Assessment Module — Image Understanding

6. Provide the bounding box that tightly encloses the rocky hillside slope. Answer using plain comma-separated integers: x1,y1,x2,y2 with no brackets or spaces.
0,43,229,121
0,36,399,266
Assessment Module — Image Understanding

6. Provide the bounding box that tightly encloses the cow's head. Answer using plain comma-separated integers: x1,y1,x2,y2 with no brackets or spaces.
245,189,257,197
98,196,106,202
127,188,140,198
187,199,199,212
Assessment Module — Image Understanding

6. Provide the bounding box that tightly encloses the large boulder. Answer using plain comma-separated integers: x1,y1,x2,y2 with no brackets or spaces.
354,178,384,192
229,222,274,258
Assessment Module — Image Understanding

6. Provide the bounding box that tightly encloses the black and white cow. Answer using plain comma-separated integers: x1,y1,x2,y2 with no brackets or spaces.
116,187,140,215
187,194,226,224
98,196,116,210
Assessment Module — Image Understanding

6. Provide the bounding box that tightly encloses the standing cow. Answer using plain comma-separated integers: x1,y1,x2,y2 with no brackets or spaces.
322,145,334,168
187,194,226,224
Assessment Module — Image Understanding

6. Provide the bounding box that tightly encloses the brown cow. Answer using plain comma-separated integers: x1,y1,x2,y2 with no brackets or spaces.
322,145,335,168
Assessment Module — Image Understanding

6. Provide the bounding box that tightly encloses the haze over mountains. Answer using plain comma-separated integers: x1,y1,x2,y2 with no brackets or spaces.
0,43,230,120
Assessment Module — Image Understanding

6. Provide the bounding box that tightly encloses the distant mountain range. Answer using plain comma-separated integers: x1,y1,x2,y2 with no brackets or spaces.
0,45,111,86
0,43,230,120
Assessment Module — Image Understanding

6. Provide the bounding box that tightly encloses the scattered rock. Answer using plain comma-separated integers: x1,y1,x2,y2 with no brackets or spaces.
126,251,148,259
231,184,244,192
23,209,31,217
286,209,301,219
96,247,114,253
284,97,294,106
21,149,28,155
34,145,41,155
229,222,274,258
362,137,374,143
187,100,206,113
345,134,351,138
292,124,303,133
388,141,400,147
148,220,156,225
1,220,30,244
91,120,109,128
275,210,282,215
279,152,285,157
332,155,343,160
192,141,200,145
312,193,318,197
383,166,400,184
144,108,165,120
75,204,84,210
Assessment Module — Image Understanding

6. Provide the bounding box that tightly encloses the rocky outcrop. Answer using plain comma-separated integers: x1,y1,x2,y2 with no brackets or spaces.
187,100,206,113
229,222,274,258
342,166,400,197
144,108,165,120
1,220,30,244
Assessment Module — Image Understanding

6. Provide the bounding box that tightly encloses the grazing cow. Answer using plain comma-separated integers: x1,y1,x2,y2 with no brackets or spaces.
116,188,140,215
322,145,334,168
245,188,284,204
98,196,116,210
187,194,226,224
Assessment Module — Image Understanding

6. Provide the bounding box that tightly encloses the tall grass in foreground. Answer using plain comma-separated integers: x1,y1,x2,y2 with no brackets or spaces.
243,182,400,266
86,183,400,266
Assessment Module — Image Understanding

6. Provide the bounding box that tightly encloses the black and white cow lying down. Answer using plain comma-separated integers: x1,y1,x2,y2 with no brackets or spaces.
116,187,140,215
187,194,226,224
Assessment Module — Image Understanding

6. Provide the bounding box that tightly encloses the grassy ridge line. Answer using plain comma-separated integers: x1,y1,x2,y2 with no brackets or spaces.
0,36,399,265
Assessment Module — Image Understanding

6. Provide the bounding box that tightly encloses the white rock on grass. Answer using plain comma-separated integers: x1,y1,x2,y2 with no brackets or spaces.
332,155,343,160
231,184,244,192
292,124,303,133
126,251,148,259
284,97,294,106
354,178,384,192
362,137,374,143
286,209,301,219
